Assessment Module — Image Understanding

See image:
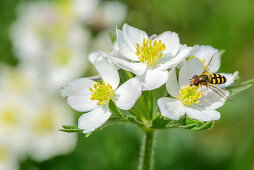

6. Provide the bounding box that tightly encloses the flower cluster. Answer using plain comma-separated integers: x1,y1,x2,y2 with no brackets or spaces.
62,24,238,134
1,0,127,169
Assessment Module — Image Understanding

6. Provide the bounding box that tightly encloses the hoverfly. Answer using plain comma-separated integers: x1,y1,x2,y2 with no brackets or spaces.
189,52,231,101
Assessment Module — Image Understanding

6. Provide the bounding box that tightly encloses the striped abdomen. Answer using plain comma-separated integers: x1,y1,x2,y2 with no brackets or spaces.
209,74,227,84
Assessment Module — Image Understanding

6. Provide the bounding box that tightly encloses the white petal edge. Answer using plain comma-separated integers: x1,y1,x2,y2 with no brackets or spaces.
157,46,193,70
109,56,147,75
78,106,111,134
166,68,180,98
61,78,98,112
157,97,185,120
191,45,221,73
154,31,180,56
113,78,142,110
218,71,239,88
94,55,120,90
122,23,148,48
136,68,169,91
116,28,139,61
185,107,221,121
179,57,204,88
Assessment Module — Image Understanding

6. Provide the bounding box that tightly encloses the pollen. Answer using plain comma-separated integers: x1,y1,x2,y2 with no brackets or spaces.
136,38,166,66
89,82,114,105
179,85,203,105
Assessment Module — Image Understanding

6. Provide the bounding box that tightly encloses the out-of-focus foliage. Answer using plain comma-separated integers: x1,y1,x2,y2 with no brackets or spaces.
1,0,254,170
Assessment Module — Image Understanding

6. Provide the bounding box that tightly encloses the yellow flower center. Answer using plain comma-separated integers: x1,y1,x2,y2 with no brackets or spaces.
136,38,166,66
0,146,7,162
179,85,202,105
89,82,114,105
53,47,72,67
7,70,29,94
33,107,57,135
0,107,20,131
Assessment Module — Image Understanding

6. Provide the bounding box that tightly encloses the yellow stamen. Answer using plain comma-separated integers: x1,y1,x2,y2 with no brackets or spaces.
179,85,202,105
136,38,166,66
90,82,114,105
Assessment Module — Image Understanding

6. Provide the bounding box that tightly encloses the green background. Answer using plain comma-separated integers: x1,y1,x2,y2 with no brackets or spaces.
1,0,254,169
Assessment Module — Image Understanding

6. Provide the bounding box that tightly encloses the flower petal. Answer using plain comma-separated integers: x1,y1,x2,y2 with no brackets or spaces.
94,55,119,89
136,68,169,91
166,68,180,98
78,106,111,134
154,31,180,56
191,45,221,73
157,46,193,70
195,89,228,110
122,23,148,47
157,97,185,120
218,71,239,88
179,57,204,88
116,29,139,61
88,51,104,64
113,78,142,110
109,56,147,75
61,78,97,112
185,107,221,121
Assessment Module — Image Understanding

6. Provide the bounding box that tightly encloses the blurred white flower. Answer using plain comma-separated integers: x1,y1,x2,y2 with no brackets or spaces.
89,1,127,30
27,98,77,161
158,58,229,121
111,24,193,90
0,142,19,170
0,94,30,156
0,65,39,97
61,53,142,133
10,1,91,90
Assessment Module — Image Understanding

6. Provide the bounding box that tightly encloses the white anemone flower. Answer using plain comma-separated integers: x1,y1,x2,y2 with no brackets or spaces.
61,55,142,133
187,45,238,87
158,58,230,121
27,99,77,161
110,24,193,91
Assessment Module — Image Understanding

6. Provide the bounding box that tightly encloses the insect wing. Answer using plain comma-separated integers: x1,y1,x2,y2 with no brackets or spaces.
208,84,233,101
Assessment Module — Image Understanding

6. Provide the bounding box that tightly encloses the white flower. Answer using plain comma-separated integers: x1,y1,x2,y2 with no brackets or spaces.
0,94,30,157
10,1,90,90
158,58,229,121
110,24,193,91
0,142,19,170
186,45,238,87
89,1,127,29
61,54,142,133
27,99,77,161
0,65,38,97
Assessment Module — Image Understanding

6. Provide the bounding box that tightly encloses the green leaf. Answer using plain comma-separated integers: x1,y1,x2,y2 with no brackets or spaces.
164,116,214,131
126,116,144,126
151,115,171,129
227,79,254,96
108,100,125,118
109,32,116,43
59,125,83,133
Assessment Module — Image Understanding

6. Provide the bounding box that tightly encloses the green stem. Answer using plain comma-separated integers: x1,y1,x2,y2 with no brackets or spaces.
139,129,155,170
148,91,153,120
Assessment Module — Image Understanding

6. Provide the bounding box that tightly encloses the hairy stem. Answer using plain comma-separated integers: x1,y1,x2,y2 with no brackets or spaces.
139,129,155,170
